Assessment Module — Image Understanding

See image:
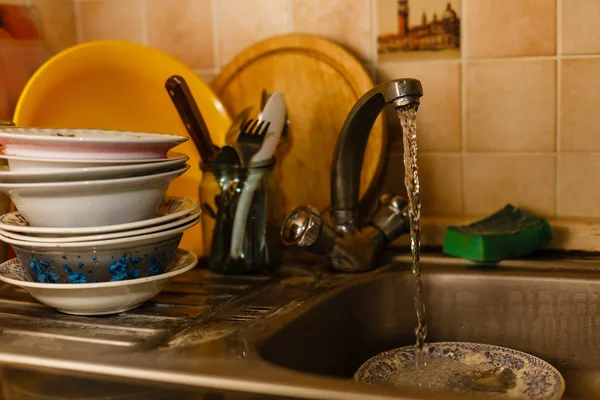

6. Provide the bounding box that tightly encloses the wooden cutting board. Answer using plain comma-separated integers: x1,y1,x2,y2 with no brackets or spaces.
212,34,386,218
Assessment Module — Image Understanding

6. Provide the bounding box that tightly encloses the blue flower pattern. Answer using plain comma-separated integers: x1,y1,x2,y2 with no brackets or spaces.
148,256,163,276
523,369,554,397
29,257,59,283
25,243,175,284
67,272,88,283
109,253,143,282
483,351,525,371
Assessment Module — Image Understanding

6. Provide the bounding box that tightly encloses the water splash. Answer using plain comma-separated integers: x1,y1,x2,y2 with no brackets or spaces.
399,107,428,368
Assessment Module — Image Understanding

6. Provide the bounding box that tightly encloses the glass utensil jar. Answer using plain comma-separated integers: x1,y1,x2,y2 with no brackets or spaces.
200,158,282,274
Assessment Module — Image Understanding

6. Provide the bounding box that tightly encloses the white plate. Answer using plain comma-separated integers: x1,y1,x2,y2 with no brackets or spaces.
0,127,187,161
354,342,565,400
0,152,189,182
0,210,200,243
0,215,199,248
0,195,199,235
0,150,189,172
0,249,198,315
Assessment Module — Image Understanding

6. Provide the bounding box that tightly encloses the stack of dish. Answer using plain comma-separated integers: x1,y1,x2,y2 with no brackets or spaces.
0,127,200,315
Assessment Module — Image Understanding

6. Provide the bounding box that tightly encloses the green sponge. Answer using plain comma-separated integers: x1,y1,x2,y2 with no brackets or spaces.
443,204,552,262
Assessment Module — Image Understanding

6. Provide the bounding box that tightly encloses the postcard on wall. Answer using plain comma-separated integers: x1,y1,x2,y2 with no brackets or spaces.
377,0,460,61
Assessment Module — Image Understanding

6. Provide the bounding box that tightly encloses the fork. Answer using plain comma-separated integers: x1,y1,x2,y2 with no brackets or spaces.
236,119,270,166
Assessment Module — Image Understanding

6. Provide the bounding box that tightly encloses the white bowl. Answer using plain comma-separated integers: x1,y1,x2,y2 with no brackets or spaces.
0,216,199,284
0,210,200,243
0,165,189,227
0,249,198,315
0,196,199,235
0,150,189,172
0,127,187,160
0,152,189,182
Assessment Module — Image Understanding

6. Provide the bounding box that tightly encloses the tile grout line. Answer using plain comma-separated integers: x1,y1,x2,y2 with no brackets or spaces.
140,0,148,46
377,54,600,66
73,0,83,44
459,0,467,216
555,0,562,218
466,55,558,62
211,0,221,72
420,151,566,156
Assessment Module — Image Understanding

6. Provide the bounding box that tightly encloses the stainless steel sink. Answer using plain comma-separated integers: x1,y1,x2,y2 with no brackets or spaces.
0,252,599,399
258,253,600,399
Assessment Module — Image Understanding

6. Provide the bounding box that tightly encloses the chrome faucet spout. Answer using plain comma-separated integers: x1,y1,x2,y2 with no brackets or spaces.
331,78,422,232
281,79,423,272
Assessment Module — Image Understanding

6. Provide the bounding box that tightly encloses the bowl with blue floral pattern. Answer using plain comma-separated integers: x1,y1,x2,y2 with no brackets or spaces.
354,342,565,400
0,217,198,284
0,249,198,315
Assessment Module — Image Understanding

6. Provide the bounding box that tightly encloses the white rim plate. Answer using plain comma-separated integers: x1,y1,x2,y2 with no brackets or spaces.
0,195,199,235
1,215,199,248
0,150,190,165
354,342,565,400
0,153,189,183
0,164,189,190
0,127,187,145
0,210,201,243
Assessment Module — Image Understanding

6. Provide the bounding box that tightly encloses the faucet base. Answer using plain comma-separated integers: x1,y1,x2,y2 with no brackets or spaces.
281,195,410,273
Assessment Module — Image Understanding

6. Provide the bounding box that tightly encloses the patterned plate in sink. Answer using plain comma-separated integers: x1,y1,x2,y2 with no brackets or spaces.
354,342,565,400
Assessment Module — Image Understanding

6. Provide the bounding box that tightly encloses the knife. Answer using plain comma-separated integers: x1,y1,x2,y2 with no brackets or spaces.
166,75,219,164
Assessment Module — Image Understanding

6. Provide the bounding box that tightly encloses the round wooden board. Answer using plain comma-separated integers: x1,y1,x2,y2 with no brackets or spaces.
212,34,386,217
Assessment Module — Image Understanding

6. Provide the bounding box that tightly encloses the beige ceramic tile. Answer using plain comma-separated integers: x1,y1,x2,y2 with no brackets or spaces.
558,153,600,218
378,61,461,151
79,0,143,42
464,154,556,217
466,60,556,152
561,0,600,55
293,0,372,62
31,0,76,51
560,58,600,151
381,153,463,217
465,0,556,58
217,0,291,67
419,153,463,216
147,0,213,69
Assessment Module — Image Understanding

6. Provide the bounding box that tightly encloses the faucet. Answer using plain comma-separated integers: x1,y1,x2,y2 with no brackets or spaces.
281,78,423,272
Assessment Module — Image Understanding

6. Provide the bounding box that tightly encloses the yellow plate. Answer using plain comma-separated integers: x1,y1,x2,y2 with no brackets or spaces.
13,40,231,257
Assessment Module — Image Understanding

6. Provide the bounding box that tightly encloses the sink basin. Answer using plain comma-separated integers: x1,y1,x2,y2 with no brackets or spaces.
259,254,600,399
1,252,599,399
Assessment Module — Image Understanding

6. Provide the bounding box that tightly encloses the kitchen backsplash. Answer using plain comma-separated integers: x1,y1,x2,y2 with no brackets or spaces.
3,0,597,221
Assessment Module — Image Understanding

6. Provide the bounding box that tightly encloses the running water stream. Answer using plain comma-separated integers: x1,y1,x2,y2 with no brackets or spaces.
399,107,428,368
361,106,525,394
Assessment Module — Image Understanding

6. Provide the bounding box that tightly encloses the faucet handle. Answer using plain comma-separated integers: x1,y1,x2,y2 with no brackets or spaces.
281,206,336,256
369,194,410,242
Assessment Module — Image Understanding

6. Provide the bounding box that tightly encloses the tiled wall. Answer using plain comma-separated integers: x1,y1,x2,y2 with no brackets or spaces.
0,0,76,52
11,0,600,221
